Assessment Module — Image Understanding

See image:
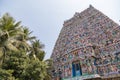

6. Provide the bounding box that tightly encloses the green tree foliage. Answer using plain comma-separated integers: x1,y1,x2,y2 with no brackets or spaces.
0,13,52,80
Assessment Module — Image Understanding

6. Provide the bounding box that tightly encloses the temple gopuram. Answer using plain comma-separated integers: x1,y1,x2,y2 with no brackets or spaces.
51,5,120,80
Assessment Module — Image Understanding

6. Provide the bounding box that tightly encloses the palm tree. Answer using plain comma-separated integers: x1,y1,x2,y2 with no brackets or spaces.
0,13,36,64
29,40,45,60
0,13,22,66
29,40,52,80
14,27,36,52
0,13,52,80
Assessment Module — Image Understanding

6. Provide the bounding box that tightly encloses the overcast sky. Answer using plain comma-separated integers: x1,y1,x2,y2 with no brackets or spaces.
0,0,120,59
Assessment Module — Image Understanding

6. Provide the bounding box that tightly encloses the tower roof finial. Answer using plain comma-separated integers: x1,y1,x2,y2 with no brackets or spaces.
89,4,94,8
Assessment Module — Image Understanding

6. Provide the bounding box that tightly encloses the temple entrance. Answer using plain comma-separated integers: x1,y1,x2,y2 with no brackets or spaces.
72,61,82,77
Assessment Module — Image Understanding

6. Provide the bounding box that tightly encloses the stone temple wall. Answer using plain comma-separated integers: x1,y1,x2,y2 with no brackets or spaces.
51,5,120,80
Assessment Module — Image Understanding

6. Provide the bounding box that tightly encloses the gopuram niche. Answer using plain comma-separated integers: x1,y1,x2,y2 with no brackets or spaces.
51,5,120,80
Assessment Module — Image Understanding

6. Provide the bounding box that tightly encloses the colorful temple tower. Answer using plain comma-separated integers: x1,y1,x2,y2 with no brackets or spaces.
51,5,120,80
